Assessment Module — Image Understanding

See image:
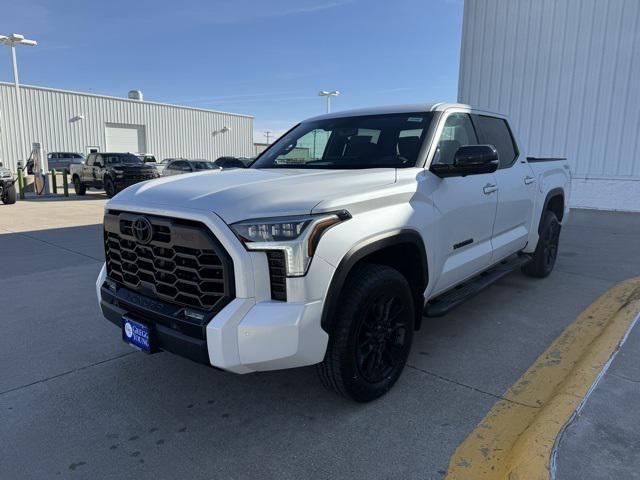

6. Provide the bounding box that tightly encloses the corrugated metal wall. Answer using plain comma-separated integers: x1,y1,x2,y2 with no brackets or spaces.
458,0,640,181
0,82,254,172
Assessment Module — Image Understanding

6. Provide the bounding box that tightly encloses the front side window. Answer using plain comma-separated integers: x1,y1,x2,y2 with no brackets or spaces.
171,161,190,171
252,113,434,169
472,115,517,168
433,113,478,165
192,161,216,170
86,154,95,166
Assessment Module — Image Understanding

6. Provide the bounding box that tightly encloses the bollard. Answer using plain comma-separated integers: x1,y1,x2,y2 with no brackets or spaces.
62,170,69,197
51,169,58,194
17,165,25,200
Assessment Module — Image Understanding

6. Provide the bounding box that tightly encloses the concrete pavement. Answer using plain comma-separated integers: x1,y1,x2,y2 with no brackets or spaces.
1,198,639,479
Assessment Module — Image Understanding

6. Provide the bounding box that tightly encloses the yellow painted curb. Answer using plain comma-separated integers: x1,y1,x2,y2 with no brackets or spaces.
445,277,640,480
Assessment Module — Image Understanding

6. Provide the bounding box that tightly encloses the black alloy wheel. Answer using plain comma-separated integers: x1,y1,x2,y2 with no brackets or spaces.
356,294,409,384
104,177,116,198
317,263,414,402
522,211,561,278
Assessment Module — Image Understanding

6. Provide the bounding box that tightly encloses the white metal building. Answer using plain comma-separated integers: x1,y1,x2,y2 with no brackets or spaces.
0,82,254,172
458,0,640,211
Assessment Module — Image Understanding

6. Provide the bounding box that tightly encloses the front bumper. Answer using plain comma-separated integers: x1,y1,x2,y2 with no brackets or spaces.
97,260,329,374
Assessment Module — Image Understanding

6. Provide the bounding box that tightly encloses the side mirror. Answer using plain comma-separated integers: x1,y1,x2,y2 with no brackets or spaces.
431,145,499,178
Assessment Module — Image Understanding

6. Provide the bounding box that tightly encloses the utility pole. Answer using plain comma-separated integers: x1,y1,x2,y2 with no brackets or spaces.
264,130,272,144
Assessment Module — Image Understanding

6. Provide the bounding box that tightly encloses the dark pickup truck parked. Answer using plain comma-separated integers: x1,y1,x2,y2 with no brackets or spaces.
70,152,159,198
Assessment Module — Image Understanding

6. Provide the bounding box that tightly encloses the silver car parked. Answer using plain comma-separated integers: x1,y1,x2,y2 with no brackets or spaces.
47,152,85,173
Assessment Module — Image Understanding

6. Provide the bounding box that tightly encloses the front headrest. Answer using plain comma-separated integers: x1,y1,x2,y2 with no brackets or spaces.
398,136,421,159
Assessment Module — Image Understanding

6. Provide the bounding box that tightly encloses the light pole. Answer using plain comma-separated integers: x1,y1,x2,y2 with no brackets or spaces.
0,34,38,167
318,90,340,113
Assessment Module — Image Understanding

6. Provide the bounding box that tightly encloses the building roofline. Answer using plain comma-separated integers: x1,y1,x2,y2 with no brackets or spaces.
0,81,254,119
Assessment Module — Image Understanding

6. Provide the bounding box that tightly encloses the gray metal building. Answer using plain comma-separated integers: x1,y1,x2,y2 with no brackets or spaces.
0,82,254,172
458,0,640,211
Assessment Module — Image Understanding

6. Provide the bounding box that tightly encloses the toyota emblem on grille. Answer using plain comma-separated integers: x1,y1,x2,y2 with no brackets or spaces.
132,216,153,244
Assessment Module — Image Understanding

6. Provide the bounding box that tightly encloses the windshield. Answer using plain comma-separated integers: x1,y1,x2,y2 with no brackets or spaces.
192,161,217,170
105,154,144,165
252,112,434,169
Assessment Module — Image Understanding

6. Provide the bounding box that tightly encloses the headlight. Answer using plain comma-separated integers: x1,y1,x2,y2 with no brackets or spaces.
230,211,350,276
113,170,124,177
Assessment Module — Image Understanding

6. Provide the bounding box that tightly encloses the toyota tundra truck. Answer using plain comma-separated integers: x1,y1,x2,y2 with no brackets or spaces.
96,103,571,402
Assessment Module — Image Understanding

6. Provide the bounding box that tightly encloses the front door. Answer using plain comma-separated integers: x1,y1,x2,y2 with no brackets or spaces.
82,154,96,184
429,112,499,294
472,114,535,261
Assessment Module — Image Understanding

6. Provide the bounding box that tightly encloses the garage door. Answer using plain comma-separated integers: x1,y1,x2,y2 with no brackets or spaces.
105,123,147,153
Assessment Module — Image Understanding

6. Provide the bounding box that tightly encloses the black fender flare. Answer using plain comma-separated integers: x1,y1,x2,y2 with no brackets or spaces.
539,188,565,232
320,229,428,333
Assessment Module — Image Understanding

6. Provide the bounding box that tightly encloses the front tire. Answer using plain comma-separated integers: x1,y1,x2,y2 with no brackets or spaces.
104,177,116,198
317,264,414,402
2,184,17,204
73,176,86,196
522,211,561,278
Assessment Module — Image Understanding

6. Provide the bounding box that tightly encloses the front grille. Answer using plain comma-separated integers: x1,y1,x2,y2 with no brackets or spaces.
123,172,154,181
104,211,234,312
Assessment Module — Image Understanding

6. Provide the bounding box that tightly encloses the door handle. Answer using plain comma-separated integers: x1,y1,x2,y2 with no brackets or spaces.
483,183,498,195
524,176,536,185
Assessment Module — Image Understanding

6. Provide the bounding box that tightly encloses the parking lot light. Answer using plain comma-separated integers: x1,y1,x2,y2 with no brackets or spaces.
318,90,340,113
0,33,38,169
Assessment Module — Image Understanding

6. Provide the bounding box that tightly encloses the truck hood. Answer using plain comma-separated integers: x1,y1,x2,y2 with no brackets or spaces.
112,168,396,223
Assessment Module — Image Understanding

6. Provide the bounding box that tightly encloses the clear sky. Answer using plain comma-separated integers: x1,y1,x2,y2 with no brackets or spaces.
1,0,463,143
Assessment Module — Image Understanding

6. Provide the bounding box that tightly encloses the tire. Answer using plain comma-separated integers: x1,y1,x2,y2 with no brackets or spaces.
2,183,16,204
522,211,561,278
73,176,86,196
104,177,116,198
317,263,414,402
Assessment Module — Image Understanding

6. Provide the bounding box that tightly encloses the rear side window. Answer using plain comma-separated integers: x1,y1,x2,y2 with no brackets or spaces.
472,115,518,168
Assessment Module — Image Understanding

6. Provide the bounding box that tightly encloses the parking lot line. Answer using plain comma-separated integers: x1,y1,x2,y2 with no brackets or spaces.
445,277,640,480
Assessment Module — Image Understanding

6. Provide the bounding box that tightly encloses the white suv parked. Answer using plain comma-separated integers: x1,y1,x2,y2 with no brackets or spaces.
97,103,570,402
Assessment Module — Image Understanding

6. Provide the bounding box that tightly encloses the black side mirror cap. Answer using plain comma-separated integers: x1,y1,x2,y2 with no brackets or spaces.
431,144,499,177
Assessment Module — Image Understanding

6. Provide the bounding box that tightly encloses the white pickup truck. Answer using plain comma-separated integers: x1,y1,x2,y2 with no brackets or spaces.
96,103,570,402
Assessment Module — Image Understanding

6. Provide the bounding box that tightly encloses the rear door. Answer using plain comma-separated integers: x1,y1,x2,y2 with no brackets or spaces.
48,153,60,171
429,112,499,294
472,114,535,262
58,153,72,171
